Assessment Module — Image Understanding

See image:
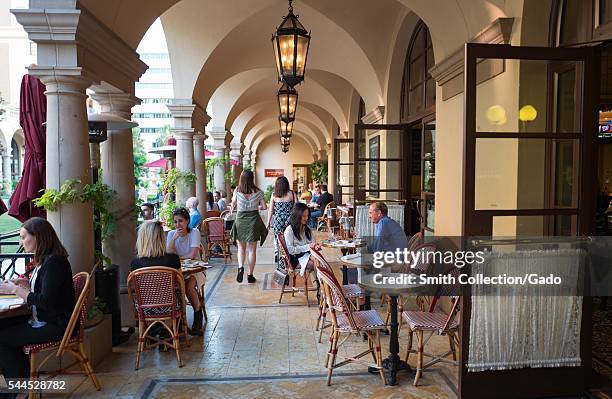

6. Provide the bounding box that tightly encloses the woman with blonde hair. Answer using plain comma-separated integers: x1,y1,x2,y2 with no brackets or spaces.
131,220,204,335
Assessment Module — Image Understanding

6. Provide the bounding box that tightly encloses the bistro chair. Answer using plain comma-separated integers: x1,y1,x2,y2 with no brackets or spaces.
310,247,365,343
23,272,101,398
206,210,221,218
402,267,461,386
202,217,232,263
316,265,386,386
127,266,189,370
276,233,314,306
384,243,437,331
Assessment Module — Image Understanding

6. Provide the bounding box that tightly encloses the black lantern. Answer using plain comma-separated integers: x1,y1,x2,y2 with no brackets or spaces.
281,143,290,153
280,136,291,146
279,119,293,138
272,0,311,87
277,82,298,123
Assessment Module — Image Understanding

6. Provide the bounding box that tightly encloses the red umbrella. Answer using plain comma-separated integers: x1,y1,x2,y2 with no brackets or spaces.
9,75,46,222
143,158,168,168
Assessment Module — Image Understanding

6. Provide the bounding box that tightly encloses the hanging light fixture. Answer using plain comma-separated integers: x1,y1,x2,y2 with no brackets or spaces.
279,119,293,138
281,143,290,153
272,0,311,87
277,82,298,123
280,136,291,146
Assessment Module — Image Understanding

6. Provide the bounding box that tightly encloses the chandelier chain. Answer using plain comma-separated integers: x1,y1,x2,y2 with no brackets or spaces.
288,0,293,13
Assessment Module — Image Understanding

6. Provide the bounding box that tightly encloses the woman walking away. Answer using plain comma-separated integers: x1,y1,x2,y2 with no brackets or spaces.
266,176,296,263
230,170,268,283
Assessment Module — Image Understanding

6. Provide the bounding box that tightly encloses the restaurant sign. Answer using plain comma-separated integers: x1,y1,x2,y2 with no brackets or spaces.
265,169,284,177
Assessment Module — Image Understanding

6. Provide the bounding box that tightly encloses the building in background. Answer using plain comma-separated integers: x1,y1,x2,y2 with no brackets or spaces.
0,0,33,194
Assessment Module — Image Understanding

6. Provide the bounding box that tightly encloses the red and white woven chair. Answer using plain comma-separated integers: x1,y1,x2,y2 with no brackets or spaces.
276,233,314,306
23,272,101,399
310,247,365,343
402,267,461,386
203,217,232,263
127,266,189,369
316,265,386,386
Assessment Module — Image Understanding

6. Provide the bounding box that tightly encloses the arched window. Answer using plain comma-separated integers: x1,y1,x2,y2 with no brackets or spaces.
400,21,434,121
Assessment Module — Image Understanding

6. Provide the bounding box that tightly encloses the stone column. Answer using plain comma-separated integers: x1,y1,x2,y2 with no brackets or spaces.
193,132,207,217
230,142,243,187
243,149,251,169
208,129,228,193
93,92,139,288
39,73,94,274
167,101,197,206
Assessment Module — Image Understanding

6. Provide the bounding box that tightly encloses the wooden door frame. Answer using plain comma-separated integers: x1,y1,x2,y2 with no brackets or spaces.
460,42,598,399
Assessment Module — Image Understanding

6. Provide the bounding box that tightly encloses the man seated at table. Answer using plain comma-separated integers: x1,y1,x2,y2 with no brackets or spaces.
215,191,227,211
367,201,408,253
309,185,321,204
141,202,155,221
308,185,333,228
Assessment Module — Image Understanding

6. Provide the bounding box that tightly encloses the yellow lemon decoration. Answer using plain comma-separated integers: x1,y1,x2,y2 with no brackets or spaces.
486,105,507,125
519,105,537,122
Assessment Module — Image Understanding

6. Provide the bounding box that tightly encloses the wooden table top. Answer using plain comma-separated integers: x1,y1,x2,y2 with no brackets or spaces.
0,295,29,320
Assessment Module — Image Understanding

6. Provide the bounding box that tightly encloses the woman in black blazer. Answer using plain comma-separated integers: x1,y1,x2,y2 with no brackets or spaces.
0,217,75,383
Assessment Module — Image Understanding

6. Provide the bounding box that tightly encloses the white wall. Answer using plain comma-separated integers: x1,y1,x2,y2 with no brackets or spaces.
255,135,314,191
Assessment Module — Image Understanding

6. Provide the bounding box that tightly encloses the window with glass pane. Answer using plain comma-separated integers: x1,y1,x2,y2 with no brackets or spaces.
601,0,612,25
400,21,435,122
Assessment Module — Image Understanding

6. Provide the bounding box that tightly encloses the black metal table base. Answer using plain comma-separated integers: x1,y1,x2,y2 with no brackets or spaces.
368,355,412,386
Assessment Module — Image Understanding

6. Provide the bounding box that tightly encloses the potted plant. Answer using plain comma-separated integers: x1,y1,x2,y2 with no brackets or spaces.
309,160,328,185
86,297,107,328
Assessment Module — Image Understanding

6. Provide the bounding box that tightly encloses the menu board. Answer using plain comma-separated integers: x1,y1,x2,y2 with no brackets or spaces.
369,136,379,196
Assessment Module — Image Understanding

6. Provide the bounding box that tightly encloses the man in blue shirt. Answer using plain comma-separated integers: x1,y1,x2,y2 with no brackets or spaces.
186,197,202,229
367,201,409,253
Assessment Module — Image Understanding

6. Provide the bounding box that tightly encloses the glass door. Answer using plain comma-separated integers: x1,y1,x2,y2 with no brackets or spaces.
421,120,436,236
353,124,411,231
461,42,597,399
333,138,354,204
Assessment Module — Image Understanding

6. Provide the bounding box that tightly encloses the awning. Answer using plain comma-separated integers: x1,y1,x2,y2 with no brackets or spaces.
143,158,168,168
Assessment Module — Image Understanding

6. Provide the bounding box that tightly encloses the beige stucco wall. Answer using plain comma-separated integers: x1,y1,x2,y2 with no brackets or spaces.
255,135,315,192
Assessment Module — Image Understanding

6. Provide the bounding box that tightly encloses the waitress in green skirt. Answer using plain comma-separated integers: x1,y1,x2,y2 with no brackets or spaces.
230,170,268,283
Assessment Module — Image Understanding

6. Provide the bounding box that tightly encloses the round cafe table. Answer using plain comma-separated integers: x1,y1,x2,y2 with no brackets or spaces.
357,267,430,386
0,295,29,320
323,240,366,285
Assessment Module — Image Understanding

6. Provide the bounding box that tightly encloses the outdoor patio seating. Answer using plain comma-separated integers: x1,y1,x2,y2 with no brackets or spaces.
202,217,232,263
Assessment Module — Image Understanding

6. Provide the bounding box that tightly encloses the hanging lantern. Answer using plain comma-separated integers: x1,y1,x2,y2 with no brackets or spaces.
277,82,298,123
280,136,291,146
272,0,311,87
281,143,290,153
279,119,293,138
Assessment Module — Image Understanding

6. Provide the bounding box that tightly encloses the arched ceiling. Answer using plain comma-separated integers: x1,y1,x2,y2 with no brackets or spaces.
74,0,508,157
251,129,317,156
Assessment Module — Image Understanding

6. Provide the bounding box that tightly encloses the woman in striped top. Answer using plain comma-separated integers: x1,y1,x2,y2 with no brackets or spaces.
229,170,268,283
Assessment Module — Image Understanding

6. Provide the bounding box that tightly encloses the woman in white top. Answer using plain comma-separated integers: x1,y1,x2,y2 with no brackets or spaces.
166,207,205,334
230,170,268,283
283,202,320,271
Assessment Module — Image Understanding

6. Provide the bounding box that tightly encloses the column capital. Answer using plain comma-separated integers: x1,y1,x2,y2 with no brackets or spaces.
12,6,147,95
36,73,92,98
174,130,196,140
193,132,207,143
361,106,385,124
91,91,140,117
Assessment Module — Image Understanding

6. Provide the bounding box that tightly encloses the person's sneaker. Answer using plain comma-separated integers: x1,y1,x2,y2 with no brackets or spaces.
247,274,256,283
237,267,244,283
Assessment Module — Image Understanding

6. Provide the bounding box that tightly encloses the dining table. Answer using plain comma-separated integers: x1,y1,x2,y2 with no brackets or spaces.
324,239,366,285
0,294,29,320
356,266,431,386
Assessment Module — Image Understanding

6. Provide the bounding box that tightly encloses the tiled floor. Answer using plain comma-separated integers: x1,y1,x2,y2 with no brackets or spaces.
65,234,458,398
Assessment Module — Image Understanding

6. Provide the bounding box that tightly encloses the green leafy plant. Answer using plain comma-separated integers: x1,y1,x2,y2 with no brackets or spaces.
159,199,177,229
34,178,118,242
161,168,197,194
87,297,108,320
264,185,274,203
309,160,328,185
